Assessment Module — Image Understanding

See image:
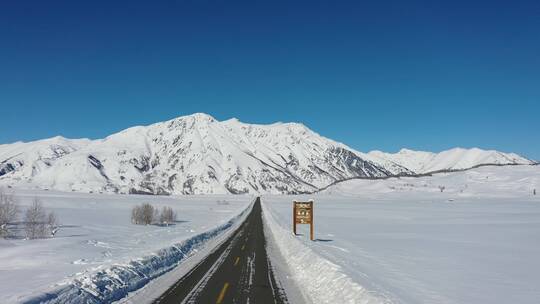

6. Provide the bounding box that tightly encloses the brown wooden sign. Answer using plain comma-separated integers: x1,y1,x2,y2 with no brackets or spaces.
293,200,314,240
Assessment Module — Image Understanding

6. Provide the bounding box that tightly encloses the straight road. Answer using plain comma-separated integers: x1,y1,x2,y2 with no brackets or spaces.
155,197,287,304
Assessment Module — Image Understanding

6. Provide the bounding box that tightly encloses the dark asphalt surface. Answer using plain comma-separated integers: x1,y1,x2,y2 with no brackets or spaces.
154,197,287,304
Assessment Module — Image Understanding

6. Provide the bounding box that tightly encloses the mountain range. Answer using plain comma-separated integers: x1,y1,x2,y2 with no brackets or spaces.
0,113,534,195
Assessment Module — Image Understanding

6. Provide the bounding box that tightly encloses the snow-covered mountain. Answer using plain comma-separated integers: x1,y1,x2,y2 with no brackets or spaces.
368,148,533,174
0,114,398,194
0,113,534,194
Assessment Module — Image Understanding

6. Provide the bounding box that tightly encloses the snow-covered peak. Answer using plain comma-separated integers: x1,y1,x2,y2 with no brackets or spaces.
168,112,217,125
369,147,533,174
176,112,216,122
0,136,91,179
222,117,240,124
397,148,430,155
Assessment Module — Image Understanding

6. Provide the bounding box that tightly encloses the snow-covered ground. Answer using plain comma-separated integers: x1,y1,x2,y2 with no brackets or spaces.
0,190,252,303
2,165,539,303
262,165,540,304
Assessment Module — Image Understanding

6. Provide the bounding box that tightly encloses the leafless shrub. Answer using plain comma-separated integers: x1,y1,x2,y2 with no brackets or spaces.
131,205,142,224
142,203,156,225
131,203,156,225
47,211,60,237
0,189,19,237
153,207,160,224
132,204,177,226
24,198,47,239
159,206,176,226
438,185,446,193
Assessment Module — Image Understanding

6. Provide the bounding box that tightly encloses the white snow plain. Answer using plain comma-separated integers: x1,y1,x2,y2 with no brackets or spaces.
262,165,540,304
2,165,539,304
0,190,252,303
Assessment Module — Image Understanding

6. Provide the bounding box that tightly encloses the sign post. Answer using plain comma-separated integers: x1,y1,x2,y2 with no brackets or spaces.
293,200,314,241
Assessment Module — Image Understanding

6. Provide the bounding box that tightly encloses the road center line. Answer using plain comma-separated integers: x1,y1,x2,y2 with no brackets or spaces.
234,256,240,266
216,282,229,304
241,244,245,250
180,231,240,304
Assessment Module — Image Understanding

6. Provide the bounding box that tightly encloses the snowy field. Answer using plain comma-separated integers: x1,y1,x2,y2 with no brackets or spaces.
263,165,540,304
1,165,539,304
0,190,252,303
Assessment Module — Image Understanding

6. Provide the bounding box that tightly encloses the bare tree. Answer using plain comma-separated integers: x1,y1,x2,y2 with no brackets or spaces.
132,204,177,226
159,206,176,226
153,207,160,225
141,203,155,225
24,198,47,239
47,211,60,237
0,189,19,237
131,203,156,225
131,205,142,224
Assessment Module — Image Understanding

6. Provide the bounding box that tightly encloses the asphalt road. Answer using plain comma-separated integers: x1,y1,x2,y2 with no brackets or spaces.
154,197,287,304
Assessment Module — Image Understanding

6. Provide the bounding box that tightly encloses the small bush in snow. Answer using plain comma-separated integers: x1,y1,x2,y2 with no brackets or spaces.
24,198,48,239
0,189,19,237
131,204,177,226
131,203,156,225
216,200,229,205
23,197,60,239
47,211,60,237
131,205,142,224
159,206,176,226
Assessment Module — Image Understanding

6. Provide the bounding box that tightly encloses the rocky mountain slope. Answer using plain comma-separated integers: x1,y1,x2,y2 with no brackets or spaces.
0,113,534,194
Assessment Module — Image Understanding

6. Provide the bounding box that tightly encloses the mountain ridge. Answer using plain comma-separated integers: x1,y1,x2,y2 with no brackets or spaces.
0,113,534,194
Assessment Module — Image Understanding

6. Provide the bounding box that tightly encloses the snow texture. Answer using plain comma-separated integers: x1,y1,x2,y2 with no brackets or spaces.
368,147,533,174
262,165,540,304
0,190,252,303
262,201,392,304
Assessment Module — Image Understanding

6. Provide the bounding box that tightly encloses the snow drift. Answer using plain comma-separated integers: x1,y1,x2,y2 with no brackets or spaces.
263,166,540,304
20,199,253,304
261,200,393,304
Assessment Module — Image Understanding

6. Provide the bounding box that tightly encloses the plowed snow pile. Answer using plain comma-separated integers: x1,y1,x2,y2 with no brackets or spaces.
0,190,251,303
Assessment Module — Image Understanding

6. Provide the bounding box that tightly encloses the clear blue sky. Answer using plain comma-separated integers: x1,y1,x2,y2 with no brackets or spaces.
1,0,538,159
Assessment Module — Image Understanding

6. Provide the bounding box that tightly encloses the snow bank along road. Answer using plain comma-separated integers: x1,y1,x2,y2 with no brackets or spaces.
155,197,287,304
